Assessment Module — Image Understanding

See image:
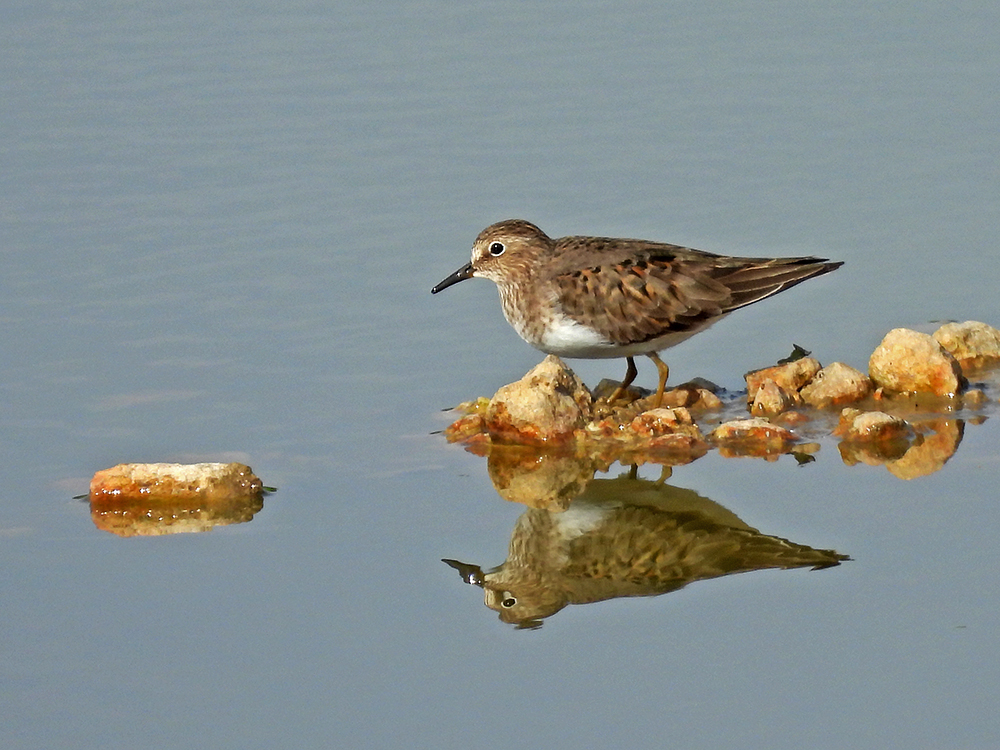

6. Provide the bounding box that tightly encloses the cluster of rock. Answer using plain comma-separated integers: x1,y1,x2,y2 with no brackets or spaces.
443,321,1000,473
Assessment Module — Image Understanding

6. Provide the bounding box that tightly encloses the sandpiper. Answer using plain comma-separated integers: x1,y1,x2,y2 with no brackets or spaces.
432,220,842,406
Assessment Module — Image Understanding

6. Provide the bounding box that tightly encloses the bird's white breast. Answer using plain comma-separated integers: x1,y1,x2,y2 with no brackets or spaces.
537,312,616,357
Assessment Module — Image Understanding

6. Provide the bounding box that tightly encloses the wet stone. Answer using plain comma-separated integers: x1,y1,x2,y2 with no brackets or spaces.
868,328,964,397
835,408,915,443
799,361,873,408
745,357,822,403
711,418,799,446
750,379,799,417
933,320,1000,373
484,355,591,446
629,407,704,440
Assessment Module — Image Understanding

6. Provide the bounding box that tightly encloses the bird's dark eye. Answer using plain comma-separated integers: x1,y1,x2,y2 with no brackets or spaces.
501,596,516,608
488,241,505,257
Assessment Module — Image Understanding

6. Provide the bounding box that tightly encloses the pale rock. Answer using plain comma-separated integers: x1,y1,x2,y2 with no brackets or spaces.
835,408,914,443
745,357,822,402
750,379,799,417
90,462,262,501
800,362,873,408
932,321,1000,372
710,418,798,444
868,328,964,396
485,356,592,445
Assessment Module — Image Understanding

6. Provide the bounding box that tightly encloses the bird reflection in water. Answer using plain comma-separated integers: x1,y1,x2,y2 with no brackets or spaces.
444,474,848,629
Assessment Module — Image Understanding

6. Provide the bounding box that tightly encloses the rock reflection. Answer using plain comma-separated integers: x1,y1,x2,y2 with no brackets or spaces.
444,473,848,629
90,492,265,536
838,417,965,479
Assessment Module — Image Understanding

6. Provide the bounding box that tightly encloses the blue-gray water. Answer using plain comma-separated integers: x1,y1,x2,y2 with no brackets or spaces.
3,2,999,748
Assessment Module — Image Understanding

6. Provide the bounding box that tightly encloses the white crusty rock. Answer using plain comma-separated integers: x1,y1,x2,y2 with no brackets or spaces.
710,418,799,444
835,409,915,443
90,462,263,501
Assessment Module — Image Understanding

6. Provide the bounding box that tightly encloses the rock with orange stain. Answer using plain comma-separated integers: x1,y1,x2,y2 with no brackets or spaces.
868,328,964,397
750,379,800,417
444,412,486,443
745,358,821,403
89,462,264,537
629,407,704,440
710,418,800,457
484,356,591,446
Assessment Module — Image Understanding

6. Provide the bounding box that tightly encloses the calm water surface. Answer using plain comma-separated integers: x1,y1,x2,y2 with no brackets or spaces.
3,2,999,749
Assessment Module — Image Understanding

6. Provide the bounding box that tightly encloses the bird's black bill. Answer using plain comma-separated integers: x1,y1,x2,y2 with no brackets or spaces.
431,263,474,294
441,558,484,586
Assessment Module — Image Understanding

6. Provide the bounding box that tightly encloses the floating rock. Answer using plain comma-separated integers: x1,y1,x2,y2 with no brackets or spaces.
90,462,263,501
750,379,799,417
799,362,873,408
932,321,1000,373
485,355,591,445
745,357,822,402
868,328,964,397
89,462,265,537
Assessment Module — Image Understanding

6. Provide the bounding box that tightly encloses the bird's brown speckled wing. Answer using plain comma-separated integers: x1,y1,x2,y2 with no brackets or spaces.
538,506,847,606
548,237,841,346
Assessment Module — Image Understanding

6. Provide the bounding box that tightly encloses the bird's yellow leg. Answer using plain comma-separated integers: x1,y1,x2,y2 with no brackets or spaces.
606,356,638,406
648,352,670,408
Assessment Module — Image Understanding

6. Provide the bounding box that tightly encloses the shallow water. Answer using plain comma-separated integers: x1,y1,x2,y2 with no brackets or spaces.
3,2,1000,748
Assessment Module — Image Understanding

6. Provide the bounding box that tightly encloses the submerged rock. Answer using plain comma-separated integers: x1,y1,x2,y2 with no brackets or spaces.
629,407,703,440
836,409,919,465
835,409,915,444
710,418,800,457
